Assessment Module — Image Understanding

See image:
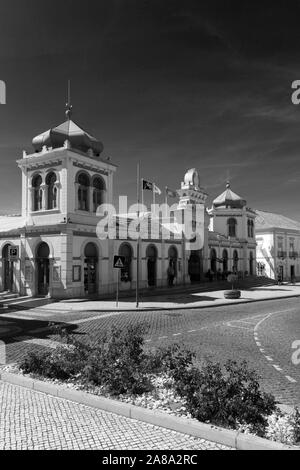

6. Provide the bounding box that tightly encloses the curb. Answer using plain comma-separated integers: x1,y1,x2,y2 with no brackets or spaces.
44,292,300,314
0,370,297,450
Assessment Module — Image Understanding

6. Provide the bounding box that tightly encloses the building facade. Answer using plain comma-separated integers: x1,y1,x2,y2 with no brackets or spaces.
255,210,300,282
0,105,259,299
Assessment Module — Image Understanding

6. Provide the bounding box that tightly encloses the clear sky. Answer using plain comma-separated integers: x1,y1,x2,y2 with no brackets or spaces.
0,0,300,219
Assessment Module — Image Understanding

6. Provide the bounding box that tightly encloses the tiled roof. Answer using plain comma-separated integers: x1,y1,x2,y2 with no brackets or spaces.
255,210,300,231
213,182,246,209
32,119,104,155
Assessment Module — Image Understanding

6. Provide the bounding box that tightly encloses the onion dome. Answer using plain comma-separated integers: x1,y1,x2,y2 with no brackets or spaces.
32,104,104,156
213,182,247,209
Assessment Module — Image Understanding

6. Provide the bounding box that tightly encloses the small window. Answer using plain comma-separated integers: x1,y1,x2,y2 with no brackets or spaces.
228,218,237,237
46,172,57,210
77,173,90,211
92,177,106,213
32,174,43,212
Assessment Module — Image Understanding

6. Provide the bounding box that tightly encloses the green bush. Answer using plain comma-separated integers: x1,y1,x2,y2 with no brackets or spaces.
145,343,195,378
174,360,276,436
82,324,151,395
20,337,91,380
20,324,151,395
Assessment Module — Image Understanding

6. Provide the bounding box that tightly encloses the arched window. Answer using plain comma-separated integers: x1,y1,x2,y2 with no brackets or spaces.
32,174,43,212
233,250,239,273
92,177,106,213
119,243,133,283
228,218,237,237
46,172,57,210
77,173,90,211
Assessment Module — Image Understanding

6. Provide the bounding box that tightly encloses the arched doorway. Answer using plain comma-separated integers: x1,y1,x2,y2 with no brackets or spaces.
2,244,13,292
233,250,239,273
119,243,133,283
249,252,254,276
36,242,50,296
210,249,217,274
222,249,228,273
188,250,201,283
84,242,98,295
146,245,157,287
168,246,178,286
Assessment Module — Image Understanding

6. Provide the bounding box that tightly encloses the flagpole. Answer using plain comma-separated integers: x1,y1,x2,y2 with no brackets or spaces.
165,187,168,218
136,162,141,308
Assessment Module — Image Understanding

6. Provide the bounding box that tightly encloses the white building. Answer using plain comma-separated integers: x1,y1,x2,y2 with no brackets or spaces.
0,104,260,299
207,183,257,278
255,210,300,282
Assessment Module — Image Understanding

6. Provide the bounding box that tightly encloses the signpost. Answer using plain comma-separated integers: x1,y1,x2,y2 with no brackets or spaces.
113,256,125,307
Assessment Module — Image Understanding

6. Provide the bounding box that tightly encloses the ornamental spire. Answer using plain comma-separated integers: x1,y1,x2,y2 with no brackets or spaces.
65,79,73,120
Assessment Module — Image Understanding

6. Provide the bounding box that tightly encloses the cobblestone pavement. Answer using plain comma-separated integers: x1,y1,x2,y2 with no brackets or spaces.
1,297,300,406
0,381,231,450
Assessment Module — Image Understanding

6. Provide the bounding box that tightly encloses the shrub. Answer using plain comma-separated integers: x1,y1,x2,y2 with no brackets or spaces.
82,324,151,395
20,338,91,380
145,343,195,378
174,360,276,436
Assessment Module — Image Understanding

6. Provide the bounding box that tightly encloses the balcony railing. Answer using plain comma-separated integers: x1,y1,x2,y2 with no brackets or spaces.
289,251,298,259
277,251,287,259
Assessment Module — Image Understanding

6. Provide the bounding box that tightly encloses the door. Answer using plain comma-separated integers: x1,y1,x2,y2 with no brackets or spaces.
84,259,97,295
37,258,50,295
147,258,157,287
291,265,295,281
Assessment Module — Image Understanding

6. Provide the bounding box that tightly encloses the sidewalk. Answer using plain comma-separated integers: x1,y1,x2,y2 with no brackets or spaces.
0,380,230,450
30,283,300,313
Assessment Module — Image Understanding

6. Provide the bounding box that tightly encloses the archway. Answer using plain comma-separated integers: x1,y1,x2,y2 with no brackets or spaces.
233,250,239,273
188,250,201,283
249,252,254,276
2,244,13,292
119,243,133,283
222,249,228,273
36,242,50,296
84,242,98,295
210,248,217,274
146,245,158,287
168,246,178,286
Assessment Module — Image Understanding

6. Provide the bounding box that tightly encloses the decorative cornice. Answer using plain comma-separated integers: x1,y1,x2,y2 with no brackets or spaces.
72,161,110,176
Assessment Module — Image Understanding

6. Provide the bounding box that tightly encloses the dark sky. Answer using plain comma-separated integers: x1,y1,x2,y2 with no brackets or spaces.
1,0,300,218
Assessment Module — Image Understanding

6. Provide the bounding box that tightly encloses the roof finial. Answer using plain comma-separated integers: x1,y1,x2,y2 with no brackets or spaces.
65,79,73,120
226,180,230,189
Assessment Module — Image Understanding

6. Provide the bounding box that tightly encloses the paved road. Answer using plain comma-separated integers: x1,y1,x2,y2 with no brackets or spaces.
1,297,300,406
0,381,230,450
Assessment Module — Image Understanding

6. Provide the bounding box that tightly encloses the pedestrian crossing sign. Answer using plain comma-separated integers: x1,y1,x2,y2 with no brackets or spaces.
114,256,125,269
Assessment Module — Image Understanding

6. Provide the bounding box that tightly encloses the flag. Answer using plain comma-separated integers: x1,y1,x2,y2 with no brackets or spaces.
166,187,177,198
142,179,153,191
153,183,162,195
142,179,161,195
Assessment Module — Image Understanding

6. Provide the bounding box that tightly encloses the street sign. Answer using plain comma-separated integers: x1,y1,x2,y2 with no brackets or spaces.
9,246,19,261
113,255,126,308
114,256,125,269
